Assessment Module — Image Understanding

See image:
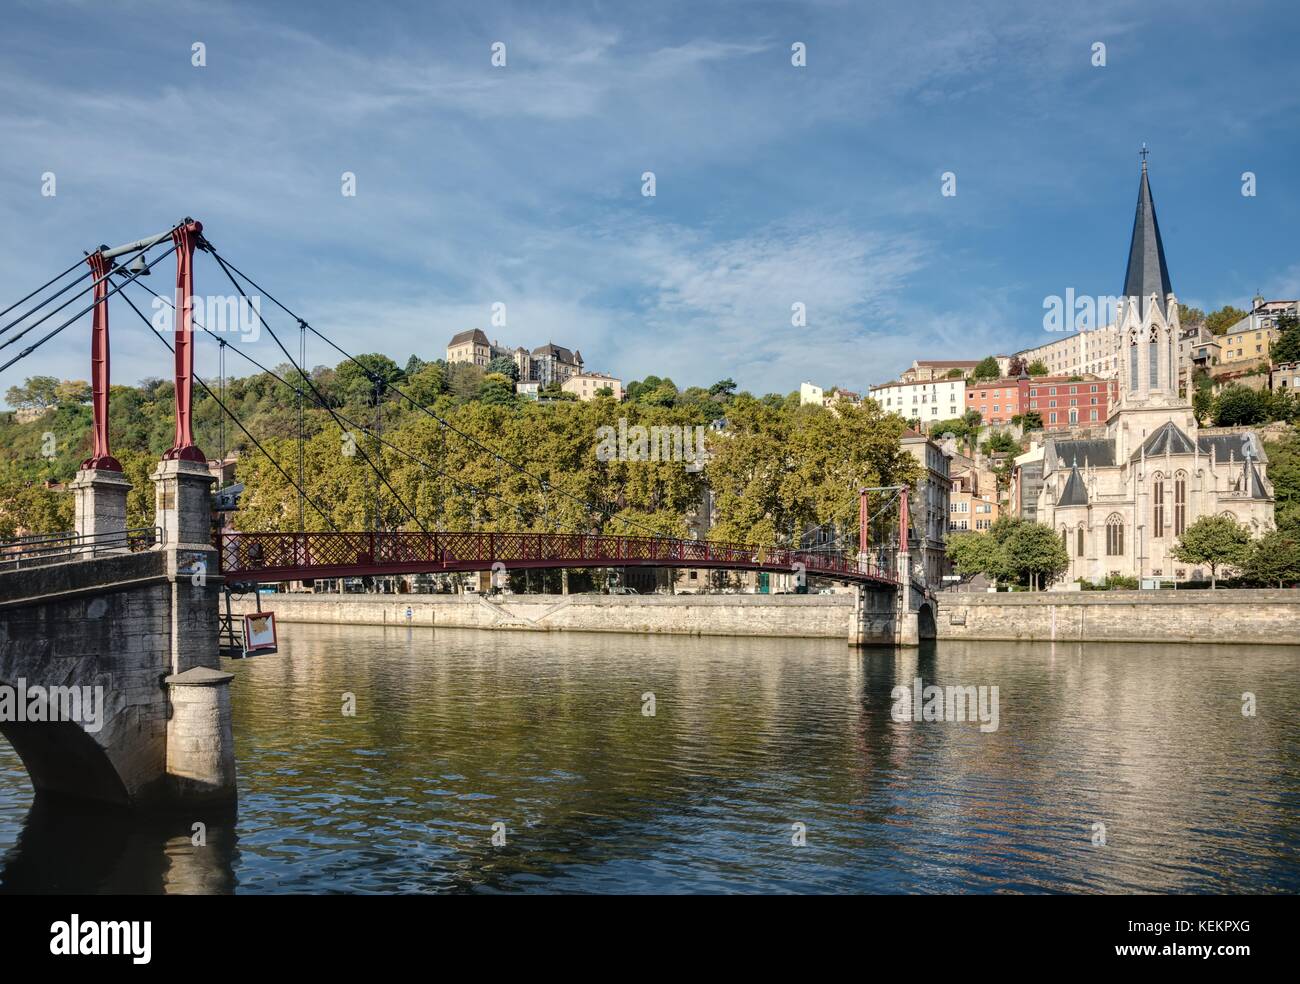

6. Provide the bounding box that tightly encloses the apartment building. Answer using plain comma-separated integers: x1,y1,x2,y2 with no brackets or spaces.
900,429,952,587
1271,362,1300,393
562,371,623,401
869,377,965,425
1022,374,1117,429
899,359,980,383
1016,326,1121,379
949,469,999,532
964,377,1022,425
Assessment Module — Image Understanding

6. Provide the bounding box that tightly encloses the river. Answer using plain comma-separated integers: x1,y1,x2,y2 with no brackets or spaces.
1,624,1296,893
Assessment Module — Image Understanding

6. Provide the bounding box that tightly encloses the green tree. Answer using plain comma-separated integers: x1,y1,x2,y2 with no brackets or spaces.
479,372,517,406
705,395,916,546
1263,432,1300,534
5,376,60,410
1018,410,1043,430
946,516,1067,589
1205,305,1248,336
982,431,1018,455
335,353,404,406
486,356,520,382
1212,385,1267,426
1027,360,1049,376
972,356,1000,381
1172,514,1252,588
405,362,448,405
947,530,1002,584
1238,528,1300,587
1179,304,1206,326
1270,313,1300,365
1001,520,1069,589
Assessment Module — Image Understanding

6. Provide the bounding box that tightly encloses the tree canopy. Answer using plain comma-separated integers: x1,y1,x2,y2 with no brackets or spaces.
1172,514,1252,587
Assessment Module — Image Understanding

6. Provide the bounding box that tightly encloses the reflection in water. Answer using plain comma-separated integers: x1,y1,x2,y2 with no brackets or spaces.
1,624,1296,893
0,798,237,894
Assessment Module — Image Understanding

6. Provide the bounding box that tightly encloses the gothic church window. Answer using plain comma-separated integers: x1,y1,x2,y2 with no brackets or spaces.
1106,514,1124,556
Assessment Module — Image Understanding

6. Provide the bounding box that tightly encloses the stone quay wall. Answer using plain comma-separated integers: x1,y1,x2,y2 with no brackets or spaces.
233,588,1300,645
936,589,1300,645
233,592,858,639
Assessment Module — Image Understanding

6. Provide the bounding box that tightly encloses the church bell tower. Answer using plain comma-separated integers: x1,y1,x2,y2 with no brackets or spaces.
1116,147,1184,409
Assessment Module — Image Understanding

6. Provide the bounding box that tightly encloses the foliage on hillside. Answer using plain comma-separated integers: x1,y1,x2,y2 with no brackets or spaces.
0,359,918,549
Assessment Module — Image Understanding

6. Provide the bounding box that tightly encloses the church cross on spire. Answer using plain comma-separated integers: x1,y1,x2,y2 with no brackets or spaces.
1121,145,1173,319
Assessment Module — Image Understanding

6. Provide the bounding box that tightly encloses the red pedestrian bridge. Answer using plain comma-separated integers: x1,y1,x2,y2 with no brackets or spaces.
218,530,898,587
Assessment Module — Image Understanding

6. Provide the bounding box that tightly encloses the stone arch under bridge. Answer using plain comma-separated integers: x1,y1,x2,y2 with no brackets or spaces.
0,463,235,809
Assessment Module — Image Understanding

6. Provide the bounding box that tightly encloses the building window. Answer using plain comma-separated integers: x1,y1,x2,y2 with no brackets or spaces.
1106,514,1124,556
1174,472,1187,535
1152,477,1164,538
1076,525,1084,557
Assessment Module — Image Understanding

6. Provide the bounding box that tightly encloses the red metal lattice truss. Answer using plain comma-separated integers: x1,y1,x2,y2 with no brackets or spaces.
219,531,897,587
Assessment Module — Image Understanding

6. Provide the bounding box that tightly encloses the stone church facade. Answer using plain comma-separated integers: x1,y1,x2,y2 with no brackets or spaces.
1036,157,1275,585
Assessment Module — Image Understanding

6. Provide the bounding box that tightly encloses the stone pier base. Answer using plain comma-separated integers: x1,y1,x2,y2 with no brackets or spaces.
164,667,237,803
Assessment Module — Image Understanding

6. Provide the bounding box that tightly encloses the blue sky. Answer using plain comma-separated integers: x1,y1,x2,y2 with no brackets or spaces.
1,0,1297,402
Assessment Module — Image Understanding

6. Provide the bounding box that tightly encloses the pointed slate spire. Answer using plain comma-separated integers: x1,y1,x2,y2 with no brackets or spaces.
1122,148,1174,320
1057,463,1089,507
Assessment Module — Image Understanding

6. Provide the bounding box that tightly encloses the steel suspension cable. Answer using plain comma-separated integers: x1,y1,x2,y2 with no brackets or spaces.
125,280,545,528
200,246,655,537
203,251,431,534
115,287,339,531
0,268,95,338
0,242,179,373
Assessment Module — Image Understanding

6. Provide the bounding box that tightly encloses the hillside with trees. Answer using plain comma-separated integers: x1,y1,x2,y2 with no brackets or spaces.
0,357,918,550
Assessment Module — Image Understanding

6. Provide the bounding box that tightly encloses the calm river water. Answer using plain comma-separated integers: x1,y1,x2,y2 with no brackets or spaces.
1,624,1296,893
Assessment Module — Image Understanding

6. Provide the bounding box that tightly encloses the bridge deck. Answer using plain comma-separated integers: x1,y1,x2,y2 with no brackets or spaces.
219,531,897,587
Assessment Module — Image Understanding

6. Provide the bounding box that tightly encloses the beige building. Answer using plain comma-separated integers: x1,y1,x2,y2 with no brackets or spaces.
446,328,505,367
562,372,623,401
1271,362,1300,393
530,343,584,386
901,429,952,587
1216,299,1294,368
900,359,980,383
870,377,965,425
1036,158,1275,586
1017,326,1122,379
446,332,585,386
1181,323,1221,381
949,468,999,533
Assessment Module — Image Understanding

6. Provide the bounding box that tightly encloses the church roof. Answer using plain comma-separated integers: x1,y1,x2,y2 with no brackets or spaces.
1052,438,1115,468
1244,459,1269,499
1057,465,1089,507
1122,156,1174,319
1131,420,1197,460
1197,432,1266,463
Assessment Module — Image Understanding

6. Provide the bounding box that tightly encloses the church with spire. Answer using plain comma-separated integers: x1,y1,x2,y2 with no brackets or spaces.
1035,153,1275,585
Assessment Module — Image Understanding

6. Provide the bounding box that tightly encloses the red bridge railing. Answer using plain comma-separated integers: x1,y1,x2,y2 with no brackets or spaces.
219,531,897,586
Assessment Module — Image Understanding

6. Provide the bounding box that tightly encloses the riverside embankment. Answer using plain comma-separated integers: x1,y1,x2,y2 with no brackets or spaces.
232,589,1300,644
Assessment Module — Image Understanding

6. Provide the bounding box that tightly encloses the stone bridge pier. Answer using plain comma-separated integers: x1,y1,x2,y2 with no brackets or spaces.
848,548,938,647
0,460,235,809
